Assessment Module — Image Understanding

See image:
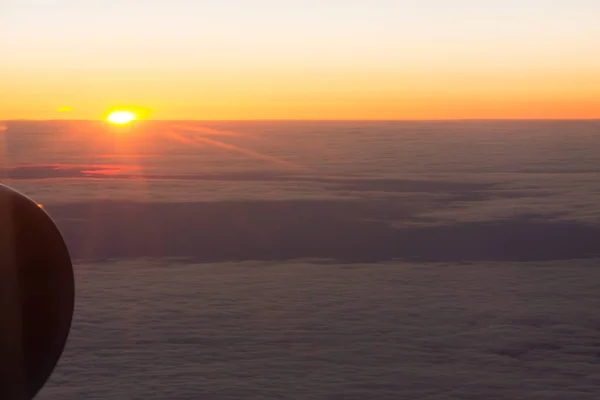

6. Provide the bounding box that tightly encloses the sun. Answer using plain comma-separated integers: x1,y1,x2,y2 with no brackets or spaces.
106,110,137,125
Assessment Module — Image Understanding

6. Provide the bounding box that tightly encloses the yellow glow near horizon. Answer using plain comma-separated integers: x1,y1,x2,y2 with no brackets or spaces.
2,2,600,120
106,111,137,125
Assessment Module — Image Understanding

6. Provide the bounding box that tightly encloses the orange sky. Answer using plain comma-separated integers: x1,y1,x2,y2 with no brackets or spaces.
2,1,599,120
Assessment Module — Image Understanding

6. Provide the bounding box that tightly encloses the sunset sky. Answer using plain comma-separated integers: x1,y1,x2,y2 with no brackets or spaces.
2,0,599,120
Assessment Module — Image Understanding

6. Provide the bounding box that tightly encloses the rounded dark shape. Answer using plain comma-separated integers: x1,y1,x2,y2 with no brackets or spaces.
0,185,74,399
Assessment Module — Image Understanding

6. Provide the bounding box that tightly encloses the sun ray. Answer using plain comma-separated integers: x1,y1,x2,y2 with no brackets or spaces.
171,123,261,140
167,129,302,170
165,131,205,148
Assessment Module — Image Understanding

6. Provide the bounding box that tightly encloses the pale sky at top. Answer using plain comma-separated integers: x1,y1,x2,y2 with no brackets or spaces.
2,0,600,119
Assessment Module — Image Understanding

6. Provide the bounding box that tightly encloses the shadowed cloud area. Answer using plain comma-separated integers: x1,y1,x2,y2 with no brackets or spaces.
47,200,600,263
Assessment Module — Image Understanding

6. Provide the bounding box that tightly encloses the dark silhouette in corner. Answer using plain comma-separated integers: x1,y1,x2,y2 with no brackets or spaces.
0,185,74,400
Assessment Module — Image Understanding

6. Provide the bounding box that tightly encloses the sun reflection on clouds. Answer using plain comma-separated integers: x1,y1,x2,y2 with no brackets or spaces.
69,154,160,159
3,163,143,179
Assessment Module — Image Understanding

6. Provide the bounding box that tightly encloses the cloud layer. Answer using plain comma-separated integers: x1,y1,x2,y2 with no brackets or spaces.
3,120,600,398
38,260,600,400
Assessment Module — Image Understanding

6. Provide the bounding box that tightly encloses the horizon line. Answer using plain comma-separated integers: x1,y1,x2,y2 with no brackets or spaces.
2,118,600,123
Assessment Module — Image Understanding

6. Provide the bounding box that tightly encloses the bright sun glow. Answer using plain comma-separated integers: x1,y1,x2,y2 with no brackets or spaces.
107,111,137,125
